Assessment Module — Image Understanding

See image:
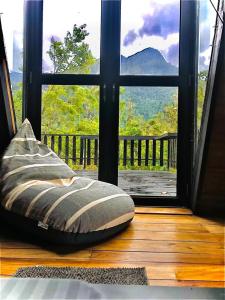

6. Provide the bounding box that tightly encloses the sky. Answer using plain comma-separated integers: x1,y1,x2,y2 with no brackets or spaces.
0,0,218,72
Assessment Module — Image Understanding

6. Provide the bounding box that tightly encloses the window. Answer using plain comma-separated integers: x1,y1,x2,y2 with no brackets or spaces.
42,0,101,74
1,0,24,126
197,0,219,132
119,87,177,196
120,0,180,75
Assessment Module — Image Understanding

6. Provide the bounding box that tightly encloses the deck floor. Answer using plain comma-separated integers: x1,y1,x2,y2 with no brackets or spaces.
0,208,224,287
75,170,177,196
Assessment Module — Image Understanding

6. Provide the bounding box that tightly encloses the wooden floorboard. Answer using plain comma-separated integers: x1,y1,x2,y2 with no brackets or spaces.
0,210,224,288
148,280,225,288
134,207,192,215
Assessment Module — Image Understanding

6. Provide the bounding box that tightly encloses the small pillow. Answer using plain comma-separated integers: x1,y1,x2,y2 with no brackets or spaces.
0,119,134,245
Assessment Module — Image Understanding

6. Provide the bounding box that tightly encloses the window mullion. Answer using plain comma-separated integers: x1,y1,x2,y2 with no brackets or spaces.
98,0,121,184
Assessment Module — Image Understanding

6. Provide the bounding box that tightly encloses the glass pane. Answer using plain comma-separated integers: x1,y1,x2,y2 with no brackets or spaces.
41,85,99,178
1,0,23,126
42,0,101,74
119,86,178,196
121,0,180,75
197,0,218,132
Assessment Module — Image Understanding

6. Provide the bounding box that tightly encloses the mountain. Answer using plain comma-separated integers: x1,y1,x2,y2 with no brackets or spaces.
120,47,177,75
120,48,178,119
10,48,178,120
91,48,178,119
91,47,177,75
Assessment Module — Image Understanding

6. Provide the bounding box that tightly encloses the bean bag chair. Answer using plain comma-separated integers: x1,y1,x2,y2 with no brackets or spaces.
0,119,134,245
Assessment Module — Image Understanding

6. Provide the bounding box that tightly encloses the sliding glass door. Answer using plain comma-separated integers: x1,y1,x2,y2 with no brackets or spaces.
118,0,179,198
23,0,199,206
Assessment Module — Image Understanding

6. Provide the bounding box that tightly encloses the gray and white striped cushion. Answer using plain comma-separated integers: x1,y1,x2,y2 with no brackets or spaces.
0,119,134,234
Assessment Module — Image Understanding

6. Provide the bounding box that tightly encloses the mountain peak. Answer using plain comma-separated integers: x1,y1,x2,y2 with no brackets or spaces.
121,47,177,75
125,47,167,65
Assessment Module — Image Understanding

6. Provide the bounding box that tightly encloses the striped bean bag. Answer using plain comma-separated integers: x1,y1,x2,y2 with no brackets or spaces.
0,119,134,245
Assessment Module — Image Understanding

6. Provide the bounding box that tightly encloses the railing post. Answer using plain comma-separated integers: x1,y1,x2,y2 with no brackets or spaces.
79,137,83,165
174,138,177,169
83,138,87,169
167,139,171,170
118,138,120,166
123,139,127,166
145,139,149,166
130,139,134,166
87,138,91,165
172,139,176,169
58,135,62,157
94,138,98,166
152,139,156,166
65,135,69,165
72,136,76,164
160,139,164,167
50,135,55,152
43,134,47,145
138,140,142,166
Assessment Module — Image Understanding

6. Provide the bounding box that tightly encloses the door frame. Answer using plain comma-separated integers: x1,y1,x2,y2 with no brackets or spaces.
22,0,199,207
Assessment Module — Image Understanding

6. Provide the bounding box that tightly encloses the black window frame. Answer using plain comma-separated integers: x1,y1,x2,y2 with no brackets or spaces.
22,0,199,207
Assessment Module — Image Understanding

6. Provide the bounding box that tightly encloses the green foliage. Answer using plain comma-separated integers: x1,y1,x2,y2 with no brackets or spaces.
119,99,145,136
47,24,95,74
122,86,176,119
42,85,99,134
197,71,207,130
12,83,22,127
145,97,178,135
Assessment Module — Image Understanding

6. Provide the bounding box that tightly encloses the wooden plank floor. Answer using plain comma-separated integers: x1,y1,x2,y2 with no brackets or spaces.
0,208,224,288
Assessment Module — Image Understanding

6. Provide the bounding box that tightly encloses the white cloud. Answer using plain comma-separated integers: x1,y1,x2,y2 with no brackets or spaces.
1,0,24,70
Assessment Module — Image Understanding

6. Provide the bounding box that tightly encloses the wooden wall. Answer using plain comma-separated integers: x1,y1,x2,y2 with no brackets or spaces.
193,15,225,217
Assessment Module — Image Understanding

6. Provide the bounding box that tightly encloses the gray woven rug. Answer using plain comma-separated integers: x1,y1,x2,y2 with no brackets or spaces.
14,266,148,285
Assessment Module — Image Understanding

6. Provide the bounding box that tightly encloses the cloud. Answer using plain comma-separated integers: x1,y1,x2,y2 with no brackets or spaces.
42,59,52,73
48,35,61,43
166,43,179,66
199,1,209,22
200,25,210,52
123,30,138,46
199,55,208,71
199,55,206,65
123,2,180,47
138,2,179,39
198,0,211,53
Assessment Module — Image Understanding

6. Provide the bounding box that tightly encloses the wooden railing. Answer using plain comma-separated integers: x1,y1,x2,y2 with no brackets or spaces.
41,133,177,170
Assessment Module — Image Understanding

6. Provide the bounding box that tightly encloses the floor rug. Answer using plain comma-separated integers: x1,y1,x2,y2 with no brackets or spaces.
14,266,148,285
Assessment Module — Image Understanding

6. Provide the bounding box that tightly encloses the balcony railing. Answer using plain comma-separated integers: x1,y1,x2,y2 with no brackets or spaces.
41,133,177,170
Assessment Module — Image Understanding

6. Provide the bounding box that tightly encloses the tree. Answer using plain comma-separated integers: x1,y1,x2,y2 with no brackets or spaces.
12,83,23,127
42,85,99,134
47,24,95,74
144,97,178,136
119,99,145,136
197,71,208,129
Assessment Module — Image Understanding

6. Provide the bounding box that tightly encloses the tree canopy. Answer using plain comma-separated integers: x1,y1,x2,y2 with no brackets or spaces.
47,24,95,74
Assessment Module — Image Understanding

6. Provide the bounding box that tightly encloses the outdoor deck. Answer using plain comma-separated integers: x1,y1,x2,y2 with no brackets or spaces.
42,133,177,196
75,170,176,197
